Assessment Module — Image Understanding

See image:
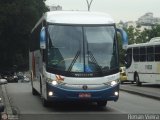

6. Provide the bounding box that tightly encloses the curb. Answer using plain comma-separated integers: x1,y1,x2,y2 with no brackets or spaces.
1,85,19,120
120,88,160,100
1,85,13,114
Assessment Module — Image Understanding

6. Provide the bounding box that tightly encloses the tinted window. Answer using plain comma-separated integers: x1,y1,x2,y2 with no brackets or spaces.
30,23,42,51
147,46,154,61
155,45,160,61
133,47,139,62
140,47,146,62
47,25,118,76
125,48,132,68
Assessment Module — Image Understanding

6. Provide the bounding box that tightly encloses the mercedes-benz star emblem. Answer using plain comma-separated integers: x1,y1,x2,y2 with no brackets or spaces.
82,85,88,90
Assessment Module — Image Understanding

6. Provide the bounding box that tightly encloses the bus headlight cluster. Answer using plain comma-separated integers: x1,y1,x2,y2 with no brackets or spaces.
48,91,54,96
47,78,58,86
104,79,119,87
111,80,117,86
51,80,57,85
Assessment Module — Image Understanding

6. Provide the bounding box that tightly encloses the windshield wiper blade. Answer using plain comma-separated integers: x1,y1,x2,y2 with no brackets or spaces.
88,51,103,73
68,50,80,72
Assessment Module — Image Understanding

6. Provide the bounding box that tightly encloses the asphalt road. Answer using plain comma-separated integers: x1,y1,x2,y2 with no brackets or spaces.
4,83,160,120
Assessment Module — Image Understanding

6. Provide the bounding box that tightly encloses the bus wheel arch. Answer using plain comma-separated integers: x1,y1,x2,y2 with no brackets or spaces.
40,76,42,95
32,87,39,95
30,71,34,87
31,71,39,95
134,72,141,86
42,97,50,107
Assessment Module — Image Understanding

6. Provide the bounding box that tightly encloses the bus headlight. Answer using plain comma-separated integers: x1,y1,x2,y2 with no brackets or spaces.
104,79,119,87
48,91,54,96
47,78,58,86
52,81,57,85
111,81,117,86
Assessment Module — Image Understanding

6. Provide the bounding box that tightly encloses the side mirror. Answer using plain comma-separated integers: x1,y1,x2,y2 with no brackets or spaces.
117,28,128,49
40,27,46,49
124,54,128,64
0,79,7,85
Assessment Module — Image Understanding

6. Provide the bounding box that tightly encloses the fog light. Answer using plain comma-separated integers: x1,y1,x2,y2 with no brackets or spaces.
114,91,119,96
48,91,53,96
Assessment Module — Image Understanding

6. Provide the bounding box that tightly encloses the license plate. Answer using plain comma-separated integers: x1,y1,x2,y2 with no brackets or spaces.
79,93,91,98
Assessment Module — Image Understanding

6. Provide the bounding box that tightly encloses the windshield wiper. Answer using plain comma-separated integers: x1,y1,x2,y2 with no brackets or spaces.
88,51,103,73
68,50,80,72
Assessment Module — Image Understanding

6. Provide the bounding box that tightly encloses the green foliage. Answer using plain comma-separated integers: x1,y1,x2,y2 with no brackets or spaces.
147,25,160,39
117,33,126,66
126,25,160,44
0,0,48,70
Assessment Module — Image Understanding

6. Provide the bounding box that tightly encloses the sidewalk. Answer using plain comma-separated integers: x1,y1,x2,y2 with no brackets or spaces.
0,85,5,110
120,83,160,100
0,85,19,120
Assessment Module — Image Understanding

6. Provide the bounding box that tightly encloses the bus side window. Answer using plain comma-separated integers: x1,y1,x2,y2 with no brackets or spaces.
125,48,132,68
140,47,146,62
133,47,139,62
147,46,154,61
155,45,160,61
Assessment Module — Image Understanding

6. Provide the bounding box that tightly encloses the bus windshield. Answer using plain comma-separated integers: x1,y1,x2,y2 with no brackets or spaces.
47,24,118,76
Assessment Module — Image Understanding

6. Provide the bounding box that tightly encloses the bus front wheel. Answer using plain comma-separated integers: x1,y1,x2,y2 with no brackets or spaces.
97,101,107,107
134,73,141,86
42,98,50,107
32,88,39,95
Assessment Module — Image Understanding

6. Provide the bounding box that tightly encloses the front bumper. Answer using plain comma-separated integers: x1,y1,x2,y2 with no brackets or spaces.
46,83,119,102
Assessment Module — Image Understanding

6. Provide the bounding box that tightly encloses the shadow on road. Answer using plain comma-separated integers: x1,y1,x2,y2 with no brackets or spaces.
121,82,160,88
45,101,113,112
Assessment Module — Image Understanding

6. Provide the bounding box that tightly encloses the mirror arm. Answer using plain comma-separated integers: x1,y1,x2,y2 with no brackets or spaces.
117,28,128,50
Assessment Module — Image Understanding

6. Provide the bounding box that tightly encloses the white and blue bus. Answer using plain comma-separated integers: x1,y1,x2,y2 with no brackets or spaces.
125,37,160,86
29,11,127,107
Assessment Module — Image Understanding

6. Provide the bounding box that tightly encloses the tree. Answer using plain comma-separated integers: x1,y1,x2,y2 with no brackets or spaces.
134,25,160,44
0,0,48,70
147,25,160,39
117,33,126,66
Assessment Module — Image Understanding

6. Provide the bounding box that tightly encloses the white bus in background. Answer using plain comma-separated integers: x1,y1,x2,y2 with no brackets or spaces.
29,11,127,107
125,37,160,86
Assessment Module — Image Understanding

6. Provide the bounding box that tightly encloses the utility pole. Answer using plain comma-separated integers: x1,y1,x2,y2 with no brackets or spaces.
86,0,93,11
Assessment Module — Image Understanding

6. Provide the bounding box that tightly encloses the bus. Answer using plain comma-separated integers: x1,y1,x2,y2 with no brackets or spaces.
125,37,160,86
29,11,128,107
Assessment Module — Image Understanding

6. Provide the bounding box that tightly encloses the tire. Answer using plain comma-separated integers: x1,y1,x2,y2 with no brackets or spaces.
40,78,42,95
32,87,39,95
134,73,141,86
97,101,107,107
42,98,50,107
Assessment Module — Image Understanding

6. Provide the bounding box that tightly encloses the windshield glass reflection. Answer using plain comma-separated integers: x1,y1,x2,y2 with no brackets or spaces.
47,25,118,76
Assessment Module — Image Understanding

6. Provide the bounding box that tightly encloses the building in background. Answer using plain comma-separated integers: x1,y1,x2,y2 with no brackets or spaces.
118,12,160,31
47,5,62,11
137,12,160,25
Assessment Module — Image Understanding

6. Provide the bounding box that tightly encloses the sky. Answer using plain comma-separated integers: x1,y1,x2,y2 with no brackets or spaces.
45,0,160,22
